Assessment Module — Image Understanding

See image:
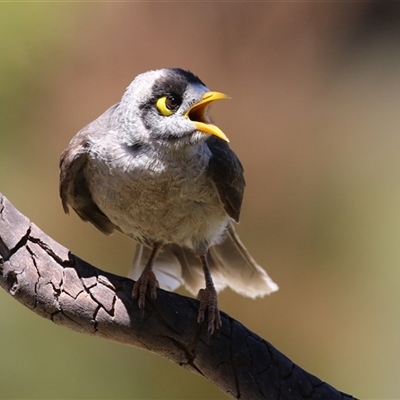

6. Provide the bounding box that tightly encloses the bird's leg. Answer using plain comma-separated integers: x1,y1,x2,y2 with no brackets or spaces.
133,243,161,311
196,253,221,334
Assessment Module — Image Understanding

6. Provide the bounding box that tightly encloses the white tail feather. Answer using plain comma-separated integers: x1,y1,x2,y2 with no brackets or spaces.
128,224,278,297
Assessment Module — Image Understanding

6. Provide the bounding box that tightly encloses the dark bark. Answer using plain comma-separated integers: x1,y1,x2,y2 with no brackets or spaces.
0,192,357,400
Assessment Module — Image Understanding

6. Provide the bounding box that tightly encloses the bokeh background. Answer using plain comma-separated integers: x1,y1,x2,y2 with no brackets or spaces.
1,3,400,399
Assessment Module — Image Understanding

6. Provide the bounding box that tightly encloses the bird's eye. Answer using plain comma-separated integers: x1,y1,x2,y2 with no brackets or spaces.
165,95,181,110
156,95,181,116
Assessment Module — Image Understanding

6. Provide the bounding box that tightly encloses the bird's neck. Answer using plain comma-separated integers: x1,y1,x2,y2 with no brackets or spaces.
151,137,211,163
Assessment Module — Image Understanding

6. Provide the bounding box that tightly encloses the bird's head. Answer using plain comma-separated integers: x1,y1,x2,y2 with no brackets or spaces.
116,68,230,147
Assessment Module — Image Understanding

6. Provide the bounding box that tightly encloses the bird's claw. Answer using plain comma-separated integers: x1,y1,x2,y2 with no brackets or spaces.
197,287,221,334
132,269,159,312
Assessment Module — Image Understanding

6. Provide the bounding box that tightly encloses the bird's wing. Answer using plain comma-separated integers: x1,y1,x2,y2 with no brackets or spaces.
205,136,245,222
205,137,278,297
59,105,119,235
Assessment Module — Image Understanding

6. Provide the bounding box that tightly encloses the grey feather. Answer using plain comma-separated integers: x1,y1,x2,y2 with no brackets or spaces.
59,105,119,235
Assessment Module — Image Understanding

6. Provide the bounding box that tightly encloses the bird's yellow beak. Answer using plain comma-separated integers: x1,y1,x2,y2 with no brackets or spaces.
185,91,230,142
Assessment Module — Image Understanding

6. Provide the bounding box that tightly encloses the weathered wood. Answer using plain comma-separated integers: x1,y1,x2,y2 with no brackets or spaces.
0,192,357,400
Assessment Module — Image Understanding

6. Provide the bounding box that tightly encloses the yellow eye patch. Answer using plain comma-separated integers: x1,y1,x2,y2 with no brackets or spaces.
156,96,173,116
156,95,181,116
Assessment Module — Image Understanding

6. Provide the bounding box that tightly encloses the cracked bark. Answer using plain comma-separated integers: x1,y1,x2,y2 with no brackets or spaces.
0,193,358,400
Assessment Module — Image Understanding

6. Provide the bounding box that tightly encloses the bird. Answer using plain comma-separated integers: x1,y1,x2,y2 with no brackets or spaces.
59,68,278,334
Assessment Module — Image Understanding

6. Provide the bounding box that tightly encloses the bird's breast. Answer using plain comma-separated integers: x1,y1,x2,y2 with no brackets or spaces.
86,144,229,251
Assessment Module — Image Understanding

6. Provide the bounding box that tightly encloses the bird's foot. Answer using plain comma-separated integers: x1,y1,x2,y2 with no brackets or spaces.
197,287,221,334
132,269,159,311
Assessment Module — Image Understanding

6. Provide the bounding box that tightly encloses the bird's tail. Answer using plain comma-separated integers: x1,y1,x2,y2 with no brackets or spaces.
128,224,278,297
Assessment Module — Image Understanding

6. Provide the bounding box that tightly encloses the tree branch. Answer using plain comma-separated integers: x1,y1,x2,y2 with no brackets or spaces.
0,192,357,400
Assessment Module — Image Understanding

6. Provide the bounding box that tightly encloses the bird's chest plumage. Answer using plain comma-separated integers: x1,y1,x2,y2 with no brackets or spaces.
86,142,229,251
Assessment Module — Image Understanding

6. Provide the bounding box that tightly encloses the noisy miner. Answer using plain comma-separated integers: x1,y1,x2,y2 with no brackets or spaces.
59,68,278,333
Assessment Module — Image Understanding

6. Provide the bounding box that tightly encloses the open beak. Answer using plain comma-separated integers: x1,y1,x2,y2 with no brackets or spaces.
185,91,230,142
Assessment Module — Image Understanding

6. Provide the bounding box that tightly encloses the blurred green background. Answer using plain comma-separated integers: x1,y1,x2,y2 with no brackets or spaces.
1,3,400,399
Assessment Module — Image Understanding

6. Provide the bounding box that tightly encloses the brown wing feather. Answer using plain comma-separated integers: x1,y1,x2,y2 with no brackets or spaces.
206,136,245,222
59,107,118,235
